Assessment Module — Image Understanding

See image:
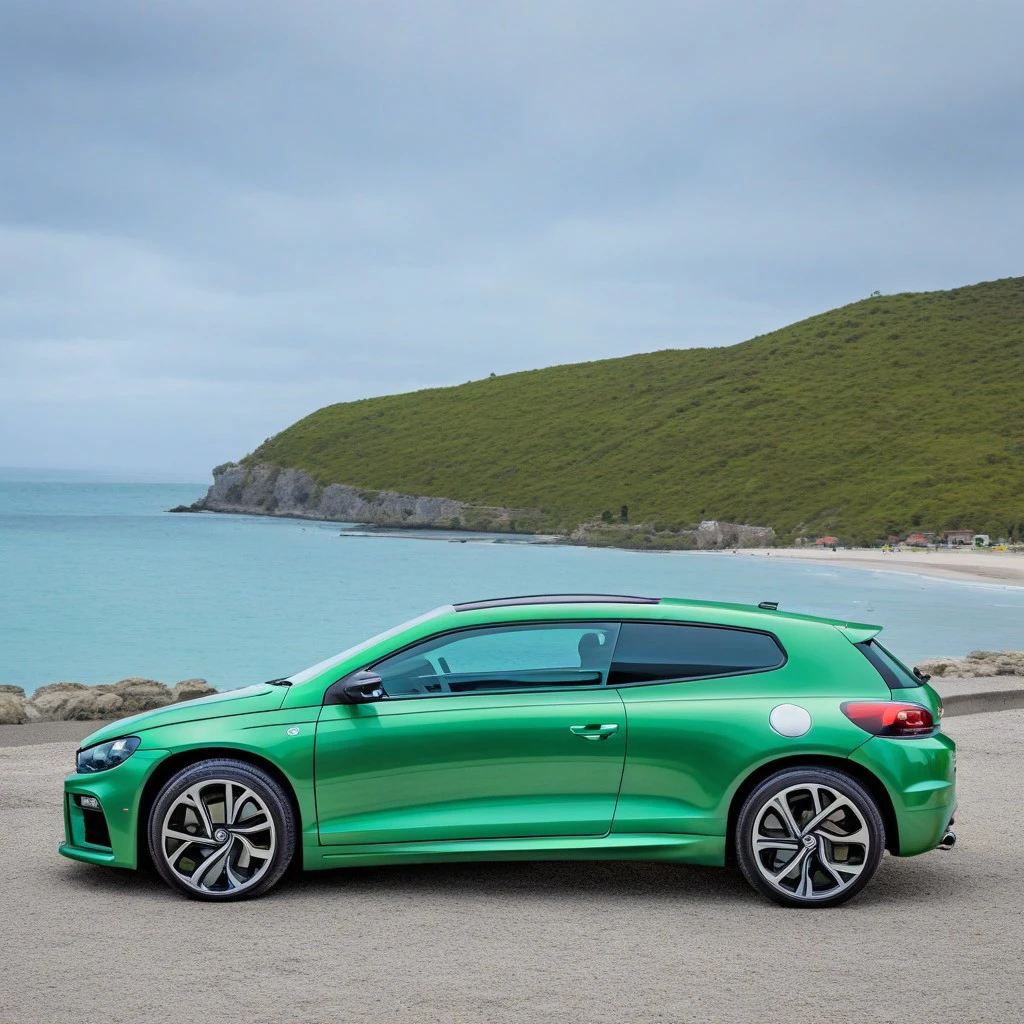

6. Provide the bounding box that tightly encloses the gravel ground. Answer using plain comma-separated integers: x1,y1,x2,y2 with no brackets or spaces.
0,721,115,748
1,710,1020,1024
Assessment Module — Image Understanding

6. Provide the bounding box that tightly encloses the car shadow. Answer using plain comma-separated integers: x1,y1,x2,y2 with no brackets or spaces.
53,853,751,903
287,858,754,903
54,850,967,908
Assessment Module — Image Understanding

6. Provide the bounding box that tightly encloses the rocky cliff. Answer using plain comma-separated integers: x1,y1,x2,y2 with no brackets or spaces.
178,462,544,533
177,462,775,547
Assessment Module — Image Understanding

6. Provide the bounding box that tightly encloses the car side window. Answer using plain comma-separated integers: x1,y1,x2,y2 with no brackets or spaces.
608,622,784,686
372,622,621,698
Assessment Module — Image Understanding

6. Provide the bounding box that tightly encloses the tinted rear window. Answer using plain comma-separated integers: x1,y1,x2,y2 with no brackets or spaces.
608,622,785,685
855,640,921,690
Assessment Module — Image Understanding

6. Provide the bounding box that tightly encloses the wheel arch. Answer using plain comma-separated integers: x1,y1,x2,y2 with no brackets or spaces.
725,754,899,860
136,747,304,870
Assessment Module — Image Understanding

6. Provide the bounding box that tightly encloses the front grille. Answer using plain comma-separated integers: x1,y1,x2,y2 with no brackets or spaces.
82,807,111,848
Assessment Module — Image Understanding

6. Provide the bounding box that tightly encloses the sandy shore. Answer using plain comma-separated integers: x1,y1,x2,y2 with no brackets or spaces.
2,710,1020,1023
730,546,1024,586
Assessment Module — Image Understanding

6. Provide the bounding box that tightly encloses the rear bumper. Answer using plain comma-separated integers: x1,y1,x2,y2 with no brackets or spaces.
850,731,956,856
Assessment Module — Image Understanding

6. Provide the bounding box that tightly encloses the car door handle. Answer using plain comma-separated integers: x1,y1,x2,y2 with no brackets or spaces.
569,723,619,741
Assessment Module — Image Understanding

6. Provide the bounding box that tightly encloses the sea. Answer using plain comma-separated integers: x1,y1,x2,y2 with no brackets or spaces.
2,475,1021,695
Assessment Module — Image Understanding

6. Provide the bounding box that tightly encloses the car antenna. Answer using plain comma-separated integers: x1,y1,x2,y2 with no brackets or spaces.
758,601,779,610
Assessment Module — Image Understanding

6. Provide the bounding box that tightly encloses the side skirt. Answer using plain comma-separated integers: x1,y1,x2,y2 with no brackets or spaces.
302,832,725,871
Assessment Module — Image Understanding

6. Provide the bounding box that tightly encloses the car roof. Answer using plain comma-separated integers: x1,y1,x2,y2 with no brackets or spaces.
452,593,881,633
453,594,660,610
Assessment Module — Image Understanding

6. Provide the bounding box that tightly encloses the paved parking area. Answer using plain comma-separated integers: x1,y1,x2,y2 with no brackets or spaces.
1,711,1020,1024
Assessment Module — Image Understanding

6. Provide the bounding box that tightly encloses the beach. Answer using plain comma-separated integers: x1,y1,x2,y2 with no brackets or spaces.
737,547,1024,587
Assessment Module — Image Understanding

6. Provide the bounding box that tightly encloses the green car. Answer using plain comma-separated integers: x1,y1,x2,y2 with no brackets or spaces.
61,595,956,907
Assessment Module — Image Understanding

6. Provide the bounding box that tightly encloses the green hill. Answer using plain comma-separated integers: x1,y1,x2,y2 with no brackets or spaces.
241,276,1024,545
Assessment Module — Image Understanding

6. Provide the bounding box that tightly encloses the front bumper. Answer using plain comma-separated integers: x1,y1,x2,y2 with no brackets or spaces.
60,748,169,869
850,730,957,856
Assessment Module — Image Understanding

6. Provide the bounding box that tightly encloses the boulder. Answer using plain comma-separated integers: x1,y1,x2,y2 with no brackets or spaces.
14,678,222,723
59,691,126,721
108,678,176,714
967,650,1024,676
915,651,1024,678
0,693,32,724
172,679,216,702
30,682,92,720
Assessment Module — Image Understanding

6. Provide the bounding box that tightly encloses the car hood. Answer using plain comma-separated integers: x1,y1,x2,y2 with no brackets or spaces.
78,684,289,749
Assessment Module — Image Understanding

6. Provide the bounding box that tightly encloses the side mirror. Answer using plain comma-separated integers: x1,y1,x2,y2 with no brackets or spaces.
325,670,386,705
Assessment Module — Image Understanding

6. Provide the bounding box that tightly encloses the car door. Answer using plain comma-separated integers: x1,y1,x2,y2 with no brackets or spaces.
608,620,792,837
314,621,625,845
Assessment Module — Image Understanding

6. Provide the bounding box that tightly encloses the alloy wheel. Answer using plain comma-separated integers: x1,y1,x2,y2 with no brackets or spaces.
750,782,871,902
159,779,277,895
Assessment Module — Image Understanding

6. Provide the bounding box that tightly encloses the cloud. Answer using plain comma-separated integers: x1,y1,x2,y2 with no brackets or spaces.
1,0,1022,473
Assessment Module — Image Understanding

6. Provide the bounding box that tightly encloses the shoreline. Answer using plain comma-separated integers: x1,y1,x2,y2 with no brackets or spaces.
729,547,1024,588
184,509,1024,587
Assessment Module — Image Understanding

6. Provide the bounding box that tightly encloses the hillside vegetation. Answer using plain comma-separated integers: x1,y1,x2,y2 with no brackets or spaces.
242,276,1024,544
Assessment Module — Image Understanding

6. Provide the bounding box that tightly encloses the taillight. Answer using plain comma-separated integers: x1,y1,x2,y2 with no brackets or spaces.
841,701,936,737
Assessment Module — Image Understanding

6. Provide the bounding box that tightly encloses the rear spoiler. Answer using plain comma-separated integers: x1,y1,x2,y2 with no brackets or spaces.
835,623,883,645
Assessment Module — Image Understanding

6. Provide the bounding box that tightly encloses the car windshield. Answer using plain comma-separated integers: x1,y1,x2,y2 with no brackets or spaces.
287,606,453,685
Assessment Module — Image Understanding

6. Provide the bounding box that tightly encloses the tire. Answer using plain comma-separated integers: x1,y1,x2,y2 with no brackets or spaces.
735,766,885,908
147,759,296,901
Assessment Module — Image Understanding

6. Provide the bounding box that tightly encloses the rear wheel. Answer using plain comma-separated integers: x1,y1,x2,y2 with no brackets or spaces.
148,759,295,901
735,767,884,908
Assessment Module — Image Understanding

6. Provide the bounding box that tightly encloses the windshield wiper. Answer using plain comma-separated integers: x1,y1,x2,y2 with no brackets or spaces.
263,677,293,687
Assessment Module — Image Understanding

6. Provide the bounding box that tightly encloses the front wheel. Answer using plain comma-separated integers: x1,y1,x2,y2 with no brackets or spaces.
148,759,296,901
735,767,885,908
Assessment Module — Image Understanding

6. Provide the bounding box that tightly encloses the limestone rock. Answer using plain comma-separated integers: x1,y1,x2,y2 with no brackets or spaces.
0,693,31,724
915,650,1024,678
59,691,126,721
30,682,92,720
107,678,176,714
173,678,217,702
201,463,482,528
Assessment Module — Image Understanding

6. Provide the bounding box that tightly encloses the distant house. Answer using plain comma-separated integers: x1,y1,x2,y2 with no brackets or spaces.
814,535,840,547
944,529,974,547
906,533,930,547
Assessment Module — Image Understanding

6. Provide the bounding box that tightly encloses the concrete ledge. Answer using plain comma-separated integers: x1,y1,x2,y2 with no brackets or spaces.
929,675,1023,716
942,689,1024,717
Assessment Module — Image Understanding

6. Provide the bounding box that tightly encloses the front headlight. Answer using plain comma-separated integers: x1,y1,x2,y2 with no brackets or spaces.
76,736,141,773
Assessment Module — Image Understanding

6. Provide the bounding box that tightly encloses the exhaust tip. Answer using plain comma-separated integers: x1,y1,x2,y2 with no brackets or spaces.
938,829,957,851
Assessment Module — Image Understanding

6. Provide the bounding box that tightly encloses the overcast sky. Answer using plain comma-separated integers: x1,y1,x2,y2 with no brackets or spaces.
2,0,1022,477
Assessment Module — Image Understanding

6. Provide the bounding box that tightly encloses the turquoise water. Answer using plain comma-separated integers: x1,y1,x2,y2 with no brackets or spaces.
1,481,1021,694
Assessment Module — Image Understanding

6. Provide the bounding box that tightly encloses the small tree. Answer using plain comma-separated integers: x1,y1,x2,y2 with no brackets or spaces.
620,504,629,522
601,510,614,524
